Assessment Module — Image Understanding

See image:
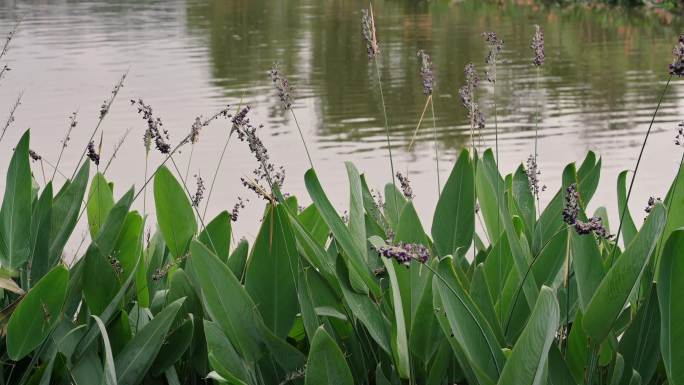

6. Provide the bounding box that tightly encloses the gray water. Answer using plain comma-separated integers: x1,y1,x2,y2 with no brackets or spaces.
1,0,683,251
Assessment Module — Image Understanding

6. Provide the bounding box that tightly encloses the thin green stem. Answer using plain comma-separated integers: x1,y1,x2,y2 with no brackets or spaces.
609,76,672,267
290,108,314,170
373,57,398,221
430,96,441,196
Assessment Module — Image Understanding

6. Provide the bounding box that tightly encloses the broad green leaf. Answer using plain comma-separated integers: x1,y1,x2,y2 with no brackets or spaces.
114,297,184,385
511,164,536,234
297,268,320,344
384,182,408,230
199,211,231,261
381,257,410,379
617,170,638,246
7,265,69,360
50,162,89,264
619,287,659,385
227,238,249,279
29,183,53,285
114,211,143,278
204,320,252,385
335,257,392,355
91,315,117,385
154,165,196,258
570,228,605,311
657,229,684,385
245,204,298,338
583,203,666,342
305,326,354,385
82,243,120,315
151,315,194,375
432,149,474,258
435,256,505,383
497,286,560,385
476,149,505,243
298,204,330,246
190,239,263,362
86,172,114,238
0,130,32,268
533,163,577,255
305,168,380,297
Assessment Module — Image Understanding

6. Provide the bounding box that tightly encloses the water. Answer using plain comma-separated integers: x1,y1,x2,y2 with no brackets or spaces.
1,0,683,251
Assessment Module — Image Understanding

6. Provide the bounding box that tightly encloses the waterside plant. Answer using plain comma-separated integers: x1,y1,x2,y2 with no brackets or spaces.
1,11,684,385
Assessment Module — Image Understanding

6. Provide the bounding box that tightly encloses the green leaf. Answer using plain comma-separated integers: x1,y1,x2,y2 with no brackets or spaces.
305,326,354,385
305,168,380,297
0,130,32,268
199,211,231,262
511,164,536,234
583,203,666,342
90,315,117,385
381,257,410,379
617,170,638,246
245,204,298,338
29,183,53,285
114,297,184,385
82,244,120,315
204,320,252,385
384,183,408,230
432,148,474,257
619,287,659,385
49,162,89,264
86,172,115,238
227,238,249,279
476,149,505,243
190,239,263,362
335,257,392,355
657,229,684,385
151,315,194,375
298,204,330,246
154,165,196,258
7,265,69,360
570,228,605,311
497,286,560,385
297,268,320,344
434,256,505,383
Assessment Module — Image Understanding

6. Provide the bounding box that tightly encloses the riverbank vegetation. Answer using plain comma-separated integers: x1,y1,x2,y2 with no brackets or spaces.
1,6,684,385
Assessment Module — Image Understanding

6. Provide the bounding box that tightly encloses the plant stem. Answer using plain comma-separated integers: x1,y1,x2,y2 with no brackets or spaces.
373,57,398,221
430,96,441,196
290,108,314,170
609,75,672,267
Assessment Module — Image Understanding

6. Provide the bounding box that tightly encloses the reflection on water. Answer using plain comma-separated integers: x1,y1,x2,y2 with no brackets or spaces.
0,0,683,246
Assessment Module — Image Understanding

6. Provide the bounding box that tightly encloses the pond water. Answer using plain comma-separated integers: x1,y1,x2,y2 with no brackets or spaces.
0,0,683,251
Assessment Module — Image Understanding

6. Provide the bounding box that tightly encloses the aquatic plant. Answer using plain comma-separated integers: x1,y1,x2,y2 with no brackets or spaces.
2,12,684,385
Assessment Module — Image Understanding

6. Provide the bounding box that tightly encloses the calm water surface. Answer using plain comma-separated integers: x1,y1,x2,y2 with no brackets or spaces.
0,0,683,252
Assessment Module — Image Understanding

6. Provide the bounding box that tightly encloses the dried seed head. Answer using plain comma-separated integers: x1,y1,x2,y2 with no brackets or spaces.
99,73,126,119
396,171,414,200
563,183,612,239
28,149,41,162
526,155,546,199
417,50,435,95
645,196,662,214
459,63,485,130
269,64,294,110
482,32,503,83
361,8,380,60
531,25,545,67
191,174,205,207
131,98,171,154
669,35,684,77
377,242,430,266
230,196,248,222
86,140,100,165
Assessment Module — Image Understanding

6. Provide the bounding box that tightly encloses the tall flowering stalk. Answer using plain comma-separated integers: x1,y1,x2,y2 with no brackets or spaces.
459,63,485,154
608,34,680,267
530,24,545,215
417,49,441,195
269,63,314,170
362,4,398,218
